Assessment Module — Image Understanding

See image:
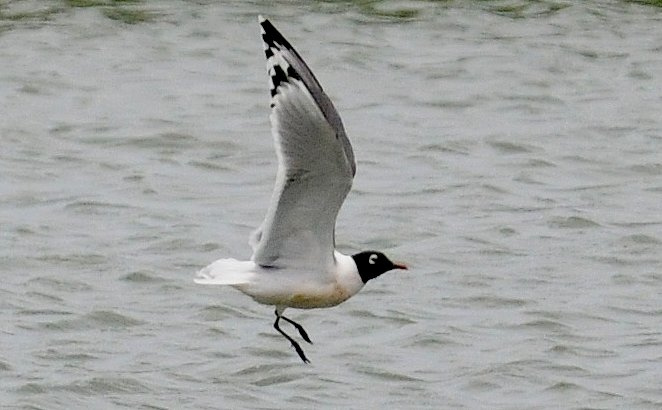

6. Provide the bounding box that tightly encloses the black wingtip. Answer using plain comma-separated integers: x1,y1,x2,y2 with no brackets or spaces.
259,16,294,51
260,15,303,100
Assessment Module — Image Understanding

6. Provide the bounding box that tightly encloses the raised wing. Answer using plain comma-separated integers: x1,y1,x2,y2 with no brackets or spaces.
251,16,355,273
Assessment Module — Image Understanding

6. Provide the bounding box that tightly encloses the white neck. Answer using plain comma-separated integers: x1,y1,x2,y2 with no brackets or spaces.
334,250,365,298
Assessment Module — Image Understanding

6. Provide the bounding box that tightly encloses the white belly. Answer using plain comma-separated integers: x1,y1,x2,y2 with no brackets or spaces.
235,251,364,309
238,281,353,309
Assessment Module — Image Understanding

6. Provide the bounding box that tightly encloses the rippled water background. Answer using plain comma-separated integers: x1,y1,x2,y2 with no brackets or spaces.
2,1,662,408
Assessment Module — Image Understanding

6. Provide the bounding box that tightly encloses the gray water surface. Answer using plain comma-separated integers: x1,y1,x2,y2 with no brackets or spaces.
2,1,662,408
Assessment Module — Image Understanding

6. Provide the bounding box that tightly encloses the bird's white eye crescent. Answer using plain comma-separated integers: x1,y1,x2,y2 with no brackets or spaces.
368,254,378,264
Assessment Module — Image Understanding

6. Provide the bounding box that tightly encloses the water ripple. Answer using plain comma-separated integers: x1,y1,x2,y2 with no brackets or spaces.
3,1,662,408
42,310,143,331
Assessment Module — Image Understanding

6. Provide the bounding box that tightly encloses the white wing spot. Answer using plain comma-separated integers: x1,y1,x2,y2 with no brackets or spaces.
368,254,378,265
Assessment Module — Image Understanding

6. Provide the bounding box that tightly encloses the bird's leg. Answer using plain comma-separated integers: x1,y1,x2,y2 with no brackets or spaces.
274,309,310,363
281,315,313,344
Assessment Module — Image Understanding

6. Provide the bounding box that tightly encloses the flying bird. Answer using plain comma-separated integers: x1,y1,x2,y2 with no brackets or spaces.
195,16,407,363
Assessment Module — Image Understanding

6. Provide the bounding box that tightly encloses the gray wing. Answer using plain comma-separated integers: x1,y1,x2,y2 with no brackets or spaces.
251,16,355,272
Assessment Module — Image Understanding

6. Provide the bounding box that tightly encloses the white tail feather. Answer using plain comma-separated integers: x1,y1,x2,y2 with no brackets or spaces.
194,258,256,285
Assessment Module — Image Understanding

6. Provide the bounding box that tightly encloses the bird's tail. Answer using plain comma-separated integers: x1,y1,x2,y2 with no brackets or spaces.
194,258,255,285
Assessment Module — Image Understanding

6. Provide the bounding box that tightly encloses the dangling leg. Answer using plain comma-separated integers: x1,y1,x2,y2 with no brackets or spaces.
273,308,309,363
281,315,312,344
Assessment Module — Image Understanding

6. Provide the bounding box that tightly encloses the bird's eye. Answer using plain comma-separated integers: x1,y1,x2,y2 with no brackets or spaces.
368,254,378,264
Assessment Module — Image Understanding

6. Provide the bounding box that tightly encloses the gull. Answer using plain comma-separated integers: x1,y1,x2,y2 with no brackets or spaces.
194,16,407,363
